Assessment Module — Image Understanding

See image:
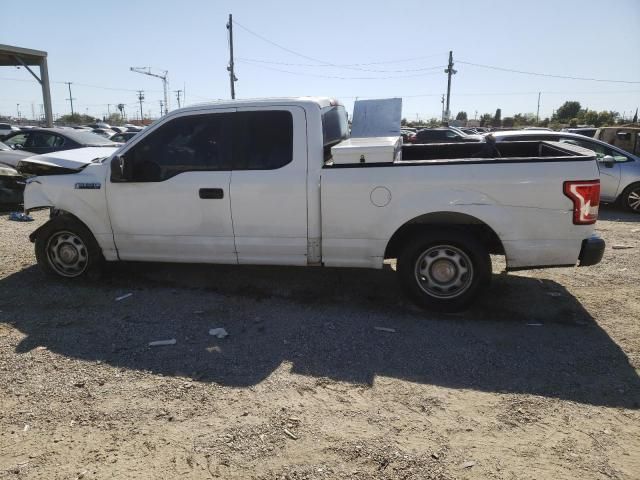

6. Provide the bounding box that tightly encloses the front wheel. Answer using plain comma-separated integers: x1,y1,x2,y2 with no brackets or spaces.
35,216,103,279
397,230,491,312
620,183,640,213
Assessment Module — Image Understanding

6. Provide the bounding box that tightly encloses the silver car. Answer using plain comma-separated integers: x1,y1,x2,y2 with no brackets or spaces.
491,130,640,213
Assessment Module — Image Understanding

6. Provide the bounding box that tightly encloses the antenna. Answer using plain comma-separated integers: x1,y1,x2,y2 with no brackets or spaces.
130,67,170,115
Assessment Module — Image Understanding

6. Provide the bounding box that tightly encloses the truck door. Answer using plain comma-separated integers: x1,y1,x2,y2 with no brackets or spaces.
230,106,308,265
106,109,237,263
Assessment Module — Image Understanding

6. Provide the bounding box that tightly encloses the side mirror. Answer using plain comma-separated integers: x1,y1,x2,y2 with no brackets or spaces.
110,155,129,182
601,155,615,168
12,144,23,150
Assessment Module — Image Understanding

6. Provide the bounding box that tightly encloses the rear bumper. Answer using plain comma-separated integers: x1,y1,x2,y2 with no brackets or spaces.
578,236,605,266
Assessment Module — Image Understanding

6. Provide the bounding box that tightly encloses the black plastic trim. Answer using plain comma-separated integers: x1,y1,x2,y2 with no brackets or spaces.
506,264,575,272
199,188,224,199
323,156,593,169
578,236,606,266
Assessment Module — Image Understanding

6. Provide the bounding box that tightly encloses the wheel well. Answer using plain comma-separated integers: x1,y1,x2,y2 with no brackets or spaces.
384,212,505,259
619,181,640,198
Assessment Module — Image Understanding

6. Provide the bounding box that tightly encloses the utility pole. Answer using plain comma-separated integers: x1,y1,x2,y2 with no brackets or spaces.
174,90,182,108
130,67,169,114
16,104,20,120
159,100,164,117
65,82,75,116
137,90,145,122
536,92,541,123
444,51,456,123
226,13,237,99
474,110,478,120
440,94,445,122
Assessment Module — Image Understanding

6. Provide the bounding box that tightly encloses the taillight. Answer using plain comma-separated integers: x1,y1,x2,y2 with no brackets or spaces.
563,180,600,225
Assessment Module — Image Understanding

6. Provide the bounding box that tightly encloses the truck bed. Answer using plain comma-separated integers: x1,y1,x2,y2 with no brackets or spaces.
320,140,599,269
326,141,594,167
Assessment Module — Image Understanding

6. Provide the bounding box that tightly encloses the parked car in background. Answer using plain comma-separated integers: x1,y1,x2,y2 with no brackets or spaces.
91,128,116,138
594,126,640,156
0,163,25,205
0,123,20,139
414,127,483,144
109,126,127,134
88,122,112,130
0,140,33,168
110,131,138,143
563,127,597,138
400,129,416,143
3,128,119,155
491,130,640,213
125,125,144,132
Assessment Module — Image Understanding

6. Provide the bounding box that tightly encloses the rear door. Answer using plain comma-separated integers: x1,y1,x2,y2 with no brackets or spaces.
229,106,308,265
107,109,237,263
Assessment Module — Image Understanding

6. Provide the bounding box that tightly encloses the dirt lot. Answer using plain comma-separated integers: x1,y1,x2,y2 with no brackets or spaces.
1,207,639,479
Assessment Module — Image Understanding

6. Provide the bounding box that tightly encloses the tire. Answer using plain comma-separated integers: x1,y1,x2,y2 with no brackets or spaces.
619,183,640,214
34,215,103,280
397,229,491,312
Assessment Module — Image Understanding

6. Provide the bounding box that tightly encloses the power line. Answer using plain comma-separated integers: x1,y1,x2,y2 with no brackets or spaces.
237,57,447,73
237,60,444,80
237,53,447,68
457,60,640,84
233,19,445,74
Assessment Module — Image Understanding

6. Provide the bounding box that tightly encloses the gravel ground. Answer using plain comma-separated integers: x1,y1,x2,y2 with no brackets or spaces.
0,207,639,479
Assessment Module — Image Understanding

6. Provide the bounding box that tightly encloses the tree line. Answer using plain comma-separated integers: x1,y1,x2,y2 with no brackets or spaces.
402,101,636,129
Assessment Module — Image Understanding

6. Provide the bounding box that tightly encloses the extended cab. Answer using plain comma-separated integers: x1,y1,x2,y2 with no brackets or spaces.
23,97,605,311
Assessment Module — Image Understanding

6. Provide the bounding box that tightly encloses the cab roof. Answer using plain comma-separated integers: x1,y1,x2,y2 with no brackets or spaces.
185,96,338,111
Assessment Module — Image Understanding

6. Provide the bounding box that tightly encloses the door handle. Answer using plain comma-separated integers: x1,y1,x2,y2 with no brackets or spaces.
199,188,224,199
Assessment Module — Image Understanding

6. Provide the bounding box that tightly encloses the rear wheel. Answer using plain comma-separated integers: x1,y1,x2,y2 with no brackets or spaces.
620,183,640,213
35,216,103,279
397,230,491,312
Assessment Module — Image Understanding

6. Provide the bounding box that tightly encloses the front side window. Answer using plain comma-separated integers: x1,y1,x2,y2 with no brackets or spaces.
233,110,293,170
561,138,629,162
124,113,232,182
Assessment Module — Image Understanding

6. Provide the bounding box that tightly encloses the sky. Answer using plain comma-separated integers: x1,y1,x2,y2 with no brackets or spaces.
1,0,639,122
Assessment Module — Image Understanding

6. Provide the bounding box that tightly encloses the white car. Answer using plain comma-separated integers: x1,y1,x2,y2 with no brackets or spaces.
0,123,20,139
22,97,604,311
491,130,640,213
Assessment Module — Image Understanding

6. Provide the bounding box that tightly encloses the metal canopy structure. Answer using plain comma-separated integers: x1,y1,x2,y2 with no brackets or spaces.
0,44,53,126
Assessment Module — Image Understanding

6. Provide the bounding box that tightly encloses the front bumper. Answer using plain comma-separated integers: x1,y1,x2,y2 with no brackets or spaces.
578,236,605,266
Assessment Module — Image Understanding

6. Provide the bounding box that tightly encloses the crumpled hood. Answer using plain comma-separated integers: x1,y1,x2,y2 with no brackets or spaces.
17,147,118,175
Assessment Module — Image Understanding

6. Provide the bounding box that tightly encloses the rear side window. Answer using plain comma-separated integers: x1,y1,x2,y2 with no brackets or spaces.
4,132,28,147
233,110,293,170
321,105,348,147
124,113,232,182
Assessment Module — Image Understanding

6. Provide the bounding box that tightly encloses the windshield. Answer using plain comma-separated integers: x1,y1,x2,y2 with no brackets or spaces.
321,105,349,147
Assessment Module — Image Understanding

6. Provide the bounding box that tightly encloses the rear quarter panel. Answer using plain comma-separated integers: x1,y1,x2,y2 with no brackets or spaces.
320,159,600,269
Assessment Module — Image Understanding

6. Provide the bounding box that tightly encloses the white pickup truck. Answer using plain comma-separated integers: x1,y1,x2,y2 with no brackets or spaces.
22,97,605,311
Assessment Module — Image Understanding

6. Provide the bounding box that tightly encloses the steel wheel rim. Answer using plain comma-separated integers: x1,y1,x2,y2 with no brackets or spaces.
46,231,88,277
627,188,640,211
414,244,473,298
